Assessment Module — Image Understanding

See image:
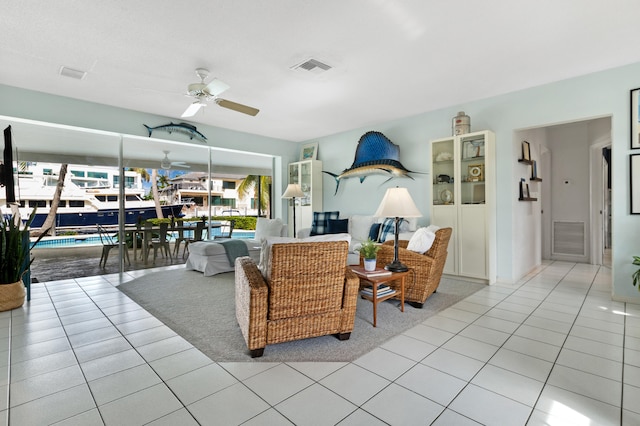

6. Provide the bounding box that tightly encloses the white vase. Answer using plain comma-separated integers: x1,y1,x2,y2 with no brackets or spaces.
364,259,376,271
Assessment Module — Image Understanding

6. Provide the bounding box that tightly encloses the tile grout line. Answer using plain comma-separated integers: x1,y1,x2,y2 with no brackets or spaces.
72,275,210,425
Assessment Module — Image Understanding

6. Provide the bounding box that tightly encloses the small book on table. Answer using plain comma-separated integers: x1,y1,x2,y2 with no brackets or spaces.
350,266,393,278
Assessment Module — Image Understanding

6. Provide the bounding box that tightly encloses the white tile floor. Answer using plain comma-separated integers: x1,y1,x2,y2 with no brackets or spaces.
2,260,639,425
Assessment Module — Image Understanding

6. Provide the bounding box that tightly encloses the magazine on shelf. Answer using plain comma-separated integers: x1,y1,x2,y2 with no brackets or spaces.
361,285,391,292
360,288,396,298
350,266,393,278
360,285,395,297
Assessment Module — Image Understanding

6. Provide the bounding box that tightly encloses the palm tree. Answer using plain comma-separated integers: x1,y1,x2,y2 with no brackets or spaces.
237,175,271,217
130,167,163,218
150,168,163,218
35,163,68,237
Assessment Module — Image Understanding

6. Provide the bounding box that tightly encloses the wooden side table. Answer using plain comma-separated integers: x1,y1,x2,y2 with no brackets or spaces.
353,268,410,327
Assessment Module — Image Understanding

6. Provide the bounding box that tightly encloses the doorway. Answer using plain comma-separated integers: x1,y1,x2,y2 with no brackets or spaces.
520,116,612,266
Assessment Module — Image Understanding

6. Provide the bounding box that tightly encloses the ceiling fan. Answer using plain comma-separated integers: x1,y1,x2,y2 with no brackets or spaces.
161,150,190,170
181,68,260,118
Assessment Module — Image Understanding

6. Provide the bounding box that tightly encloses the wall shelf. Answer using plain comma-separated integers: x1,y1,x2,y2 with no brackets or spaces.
518,197,538,202
518,159,534,165
530,177,542,182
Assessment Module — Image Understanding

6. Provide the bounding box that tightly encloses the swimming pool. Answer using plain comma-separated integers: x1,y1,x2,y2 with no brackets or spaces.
32,230,256,249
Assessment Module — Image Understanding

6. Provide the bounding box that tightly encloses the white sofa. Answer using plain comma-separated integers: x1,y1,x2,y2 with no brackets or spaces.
298,214,417,265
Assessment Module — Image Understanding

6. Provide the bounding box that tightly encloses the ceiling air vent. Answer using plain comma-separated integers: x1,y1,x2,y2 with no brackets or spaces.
290,58,332,74
59,66,87,80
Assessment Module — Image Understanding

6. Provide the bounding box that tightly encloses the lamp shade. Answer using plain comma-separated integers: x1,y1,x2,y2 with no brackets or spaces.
374,187,422,218
282,183,305,199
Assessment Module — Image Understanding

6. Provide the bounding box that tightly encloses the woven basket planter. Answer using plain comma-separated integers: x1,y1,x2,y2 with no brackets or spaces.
0,280,26,312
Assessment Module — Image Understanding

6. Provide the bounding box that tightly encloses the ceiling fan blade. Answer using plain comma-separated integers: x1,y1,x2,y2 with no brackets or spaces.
204,78,230,97
172,163,191,169
181,102,205,118
216,98,260,116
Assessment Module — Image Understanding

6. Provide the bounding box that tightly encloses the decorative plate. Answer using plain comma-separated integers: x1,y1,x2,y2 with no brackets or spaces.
440,189,453,204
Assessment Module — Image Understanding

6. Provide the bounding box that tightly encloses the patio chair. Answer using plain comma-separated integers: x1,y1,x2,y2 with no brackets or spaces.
172,219,187,257
97,224,130,268
214,219,235,239
374,227,452,308
235,240,359,358
146,222,172,264
183,221,205,258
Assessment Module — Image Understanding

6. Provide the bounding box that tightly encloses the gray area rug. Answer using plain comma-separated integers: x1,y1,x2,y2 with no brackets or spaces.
118,268,484,362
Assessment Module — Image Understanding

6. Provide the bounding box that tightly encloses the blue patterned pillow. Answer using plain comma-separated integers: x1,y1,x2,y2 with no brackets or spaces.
310,211,340,236
378,218,407,242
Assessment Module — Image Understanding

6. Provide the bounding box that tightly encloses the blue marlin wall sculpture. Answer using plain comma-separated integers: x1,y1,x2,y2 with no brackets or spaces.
143,122,207,143
323,131,419,195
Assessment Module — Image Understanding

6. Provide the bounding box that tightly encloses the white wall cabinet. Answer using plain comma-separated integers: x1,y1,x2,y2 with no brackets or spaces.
430,130,496,283
287,159,322,236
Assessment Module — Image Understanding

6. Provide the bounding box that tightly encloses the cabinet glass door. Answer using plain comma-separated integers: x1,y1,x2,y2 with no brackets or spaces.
300,161,311,206
432,139,455,205
460,134,485,204
289,163,299,185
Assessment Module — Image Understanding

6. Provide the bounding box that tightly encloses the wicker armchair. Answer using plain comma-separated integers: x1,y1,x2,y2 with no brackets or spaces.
235,241,359,358
374,227,452,308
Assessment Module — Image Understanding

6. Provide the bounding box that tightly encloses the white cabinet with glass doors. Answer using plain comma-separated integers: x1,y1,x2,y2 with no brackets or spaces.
287,159,322,237
430,130,496,283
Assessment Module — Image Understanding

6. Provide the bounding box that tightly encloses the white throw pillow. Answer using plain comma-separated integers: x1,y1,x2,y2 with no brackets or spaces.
259,233,352,279
255,217,285,241
349,215,376,243
407,227,437,254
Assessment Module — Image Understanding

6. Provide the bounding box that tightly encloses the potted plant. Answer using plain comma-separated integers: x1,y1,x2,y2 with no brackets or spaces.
632,256,640,292
357,237,381,271
0,208,47,311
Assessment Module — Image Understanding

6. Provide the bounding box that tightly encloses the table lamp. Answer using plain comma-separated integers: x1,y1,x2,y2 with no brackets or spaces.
282,183,305,237
374,187,422,272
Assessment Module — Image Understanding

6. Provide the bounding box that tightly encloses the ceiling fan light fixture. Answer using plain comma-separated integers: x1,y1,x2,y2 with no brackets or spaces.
205,78,230,96
161,151,172,169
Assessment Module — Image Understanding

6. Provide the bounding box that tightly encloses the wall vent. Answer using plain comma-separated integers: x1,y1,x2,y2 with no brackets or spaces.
290,58,332,74
59,66,87,80
552,221,585,256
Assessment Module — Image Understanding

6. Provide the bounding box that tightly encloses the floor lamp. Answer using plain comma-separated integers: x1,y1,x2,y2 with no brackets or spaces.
282,184,305,237
374,187,422,272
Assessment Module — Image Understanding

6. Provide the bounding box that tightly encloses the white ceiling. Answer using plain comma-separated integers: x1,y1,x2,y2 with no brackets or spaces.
2,1,640,144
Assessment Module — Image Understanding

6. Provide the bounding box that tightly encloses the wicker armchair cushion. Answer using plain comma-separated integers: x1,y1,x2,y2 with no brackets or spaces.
407,225,440,254
259,233,351,279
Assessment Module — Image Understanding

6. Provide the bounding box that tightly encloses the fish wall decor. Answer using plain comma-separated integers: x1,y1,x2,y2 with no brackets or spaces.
323,131,420,195
143,122,207,143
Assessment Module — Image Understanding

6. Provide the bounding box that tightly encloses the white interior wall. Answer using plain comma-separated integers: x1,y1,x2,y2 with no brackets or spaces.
512,128,545,280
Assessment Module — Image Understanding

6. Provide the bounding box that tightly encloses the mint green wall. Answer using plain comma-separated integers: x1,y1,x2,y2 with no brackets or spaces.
313,62,640,301
2,59,640,301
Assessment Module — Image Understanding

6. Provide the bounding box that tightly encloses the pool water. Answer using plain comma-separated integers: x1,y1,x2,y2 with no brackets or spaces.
32,230,256,249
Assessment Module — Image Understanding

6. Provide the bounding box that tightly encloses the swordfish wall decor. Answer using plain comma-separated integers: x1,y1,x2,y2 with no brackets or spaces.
323,131,420,195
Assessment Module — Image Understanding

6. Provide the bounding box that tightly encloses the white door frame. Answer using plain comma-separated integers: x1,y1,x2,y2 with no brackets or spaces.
589,139,611,265
540,146,552,260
